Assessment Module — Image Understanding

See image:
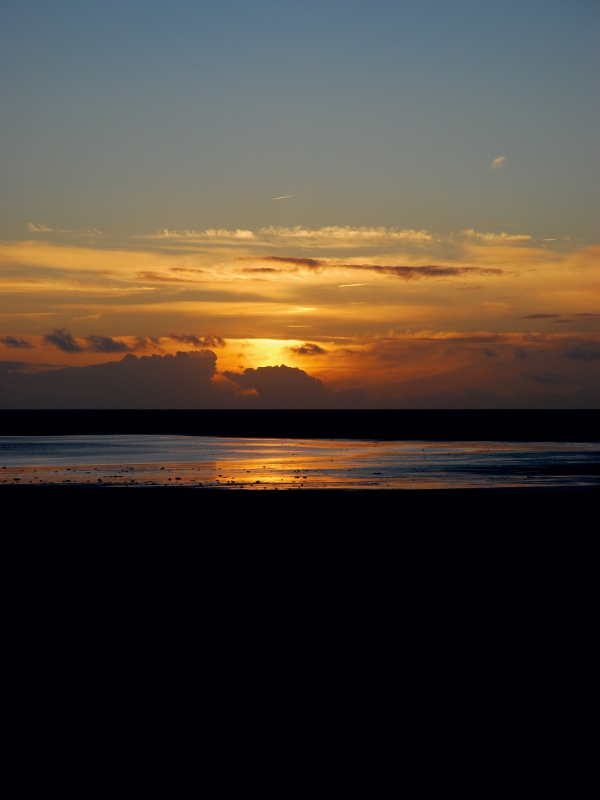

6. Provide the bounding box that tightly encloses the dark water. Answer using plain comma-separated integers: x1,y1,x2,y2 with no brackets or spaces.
1,435,599,488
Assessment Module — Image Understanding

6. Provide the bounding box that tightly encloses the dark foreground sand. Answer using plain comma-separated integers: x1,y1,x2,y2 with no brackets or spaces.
3,485,598,535
3,485,595,654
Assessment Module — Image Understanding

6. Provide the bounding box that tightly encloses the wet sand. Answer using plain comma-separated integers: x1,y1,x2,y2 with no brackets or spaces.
1,435,600,489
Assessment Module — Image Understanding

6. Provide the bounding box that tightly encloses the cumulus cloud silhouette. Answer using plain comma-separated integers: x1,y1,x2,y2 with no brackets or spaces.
1,352,377,409
0,351,225,408
224,365,328,408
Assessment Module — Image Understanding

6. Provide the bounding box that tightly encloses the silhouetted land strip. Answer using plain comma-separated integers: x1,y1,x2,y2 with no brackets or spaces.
1,409,599,441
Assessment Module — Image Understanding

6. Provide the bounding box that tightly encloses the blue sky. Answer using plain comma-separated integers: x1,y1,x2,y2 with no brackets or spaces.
1,0,598,240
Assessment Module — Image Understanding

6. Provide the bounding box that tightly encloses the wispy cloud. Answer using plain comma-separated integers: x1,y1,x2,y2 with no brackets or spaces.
491,156,506,169
243,256,503,280
27,222,101,235
170,333,226,348
0,336,34,349
289,342,327,356
85,335,134,353
44,329,84,353
145,226,433,247
527,372,566,385
44,329,143,354
241,255,324,269
344,264,504,279
461,229,530,242
564,347,600,362
521,313,560,319
272,195,294,200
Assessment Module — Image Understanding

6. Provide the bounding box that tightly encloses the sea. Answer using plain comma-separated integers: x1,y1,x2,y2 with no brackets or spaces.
1,435,600,489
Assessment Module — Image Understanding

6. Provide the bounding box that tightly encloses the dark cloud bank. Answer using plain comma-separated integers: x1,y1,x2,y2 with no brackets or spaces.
1,351,599,409
0,352,368,409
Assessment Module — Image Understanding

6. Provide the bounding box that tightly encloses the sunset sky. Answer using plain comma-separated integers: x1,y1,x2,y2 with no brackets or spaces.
1,1,599,407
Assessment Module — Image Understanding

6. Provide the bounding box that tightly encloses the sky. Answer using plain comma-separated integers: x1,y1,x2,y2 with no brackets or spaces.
1,0,599,407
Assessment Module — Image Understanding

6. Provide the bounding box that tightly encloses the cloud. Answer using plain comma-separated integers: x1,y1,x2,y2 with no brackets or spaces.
256,226,433,245
170,333,226,348
289,342,327,356
247,257,504,279
43,329,84,353
0,351,224,408
243,267,285,273
224,365,328,408
43,331,150,354
0,361,30,372
491,157,506,169
348,264,504,280
137,271,201,283
483,348,499,358
564,348,600,362
0,337,34,349
26,222,101,236
513,347,528,359
85,335,133,353
272,196,294,200
147,226,433,247
241,255,325,269
151,228,254,240
461,229,531,242
521,314,561,319
528,373,567,385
